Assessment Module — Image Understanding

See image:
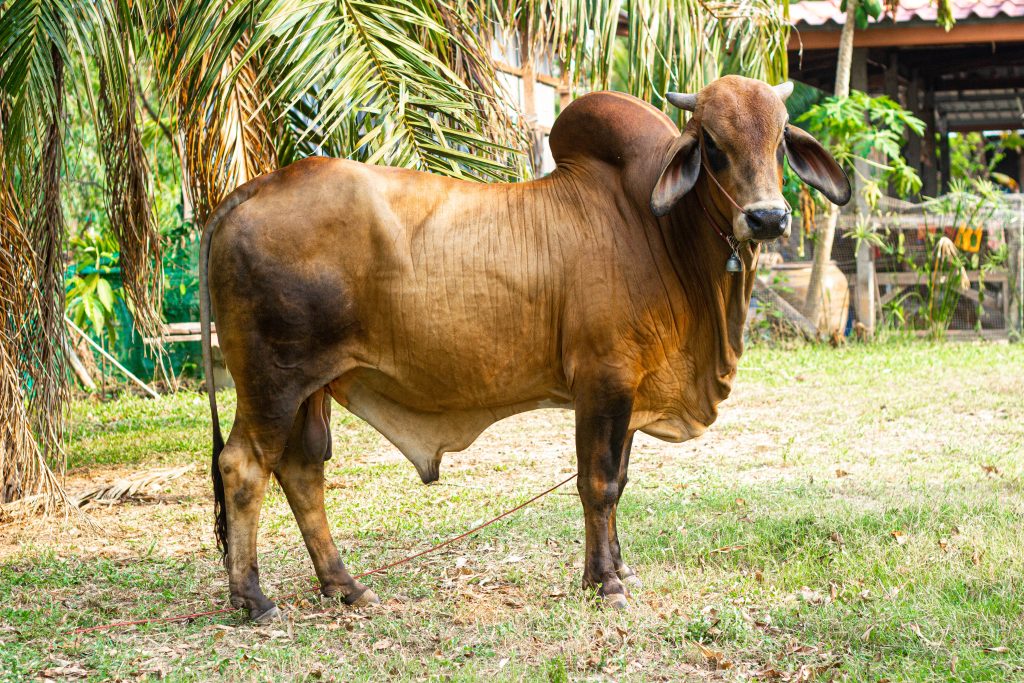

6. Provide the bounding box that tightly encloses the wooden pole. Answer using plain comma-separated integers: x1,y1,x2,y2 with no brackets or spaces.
65,341,96,391
518,26,541,173
753,278,819,340
65,317,160,399
923,83,938,196
939,117,952,194
906,70,923,193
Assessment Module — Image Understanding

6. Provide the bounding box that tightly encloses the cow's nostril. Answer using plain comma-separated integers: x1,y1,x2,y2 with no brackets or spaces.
745,209,790,239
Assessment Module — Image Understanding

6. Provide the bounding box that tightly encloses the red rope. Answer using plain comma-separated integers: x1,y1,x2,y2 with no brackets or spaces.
70,472,578,635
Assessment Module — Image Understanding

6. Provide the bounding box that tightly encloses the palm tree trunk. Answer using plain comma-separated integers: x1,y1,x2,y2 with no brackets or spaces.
803,0,858,332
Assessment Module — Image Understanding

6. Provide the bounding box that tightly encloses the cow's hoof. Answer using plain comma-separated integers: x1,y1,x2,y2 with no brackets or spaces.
346,587,380,608
251,604,281,624
603,592,629,610
618,568,643,591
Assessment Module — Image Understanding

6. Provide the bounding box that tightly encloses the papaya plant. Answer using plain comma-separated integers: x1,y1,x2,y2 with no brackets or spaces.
841,0,883,30
797,90,925,209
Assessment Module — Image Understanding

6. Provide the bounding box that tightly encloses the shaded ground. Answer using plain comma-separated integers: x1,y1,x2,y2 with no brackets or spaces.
2,341,1024,681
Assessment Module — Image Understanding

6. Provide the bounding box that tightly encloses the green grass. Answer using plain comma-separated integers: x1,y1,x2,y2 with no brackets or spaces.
2,341,1024,681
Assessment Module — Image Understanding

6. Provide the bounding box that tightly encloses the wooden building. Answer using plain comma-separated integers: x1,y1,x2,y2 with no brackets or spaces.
788,0,1024,194
786,1,1024,338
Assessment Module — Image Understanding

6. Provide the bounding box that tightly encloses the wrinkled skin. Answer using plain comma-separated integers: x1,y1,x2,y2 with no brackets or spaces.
200,76,850,620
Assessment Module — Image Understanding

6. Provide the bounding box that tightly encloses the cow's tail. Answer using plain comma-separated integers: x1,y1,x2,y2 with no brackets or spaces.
200,180,265,560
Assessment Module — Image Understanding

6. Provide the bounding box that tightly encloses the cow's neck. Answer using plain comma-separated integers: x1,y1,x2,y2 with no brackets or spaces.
662,181,757,404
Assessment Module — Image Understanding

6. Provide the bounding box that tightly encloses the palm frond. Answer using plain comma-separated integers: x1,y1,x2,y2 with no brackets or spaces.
0,29,70,509
177,36,280,224
95,8,163,335
491,0,789,110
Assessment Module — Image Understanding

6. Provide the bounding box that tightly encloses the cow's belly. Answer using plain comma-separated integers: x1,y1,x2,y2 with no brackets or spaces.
332,369,572,483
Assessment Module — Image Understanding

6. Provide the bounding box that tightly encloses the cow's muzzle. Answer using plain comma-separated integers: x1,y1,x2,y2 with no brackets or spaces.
745,207,791,242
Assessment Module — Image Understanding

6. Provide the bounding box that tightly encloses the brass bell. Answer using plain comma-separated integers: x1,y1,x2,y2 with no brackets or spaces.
725,250,743,273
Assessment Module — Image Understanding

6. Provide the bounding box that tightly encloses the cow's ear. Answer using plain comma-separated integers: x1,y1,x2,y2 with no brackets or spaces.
650,132,700,217
784,125,852,206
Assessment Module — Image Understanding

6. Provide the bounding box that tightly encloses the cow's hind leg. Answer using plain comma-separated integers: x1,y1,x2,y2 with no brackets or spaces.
575,382,634,609
275,392,379,607
219,428,277,622
608,431,642,592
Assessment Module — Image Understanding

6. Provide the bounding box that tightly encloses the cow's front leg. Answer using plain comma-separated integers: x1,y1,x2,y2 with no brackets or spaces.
575,383,634,609
608,430,642,592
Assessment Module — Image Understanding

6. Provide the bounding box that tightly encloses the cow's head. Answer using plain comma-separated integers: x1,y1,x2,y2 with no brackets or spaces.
650,75,851,242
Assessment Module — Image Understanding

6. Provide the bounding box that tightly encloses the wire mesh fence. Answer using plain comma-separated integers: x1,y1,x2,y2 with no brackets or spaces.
763,193,1024,339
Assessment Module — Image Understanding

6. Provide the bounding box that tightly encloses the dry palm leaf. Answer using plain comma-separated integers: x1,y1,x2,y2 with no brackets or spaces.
70,465,194,508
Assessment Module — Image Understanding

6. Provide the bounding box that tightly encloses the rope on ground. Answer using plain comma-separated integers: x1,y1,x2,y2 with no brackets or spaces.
70,472,578,635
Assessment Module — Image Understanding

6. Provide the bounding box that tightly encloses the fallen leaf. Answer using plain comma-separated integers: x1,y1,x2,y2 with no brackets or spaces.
835,469,849,478
41,665,88,679
372,638,393,651
784,641,817,656
830,531,844,547
693,642,732,670
862,625,874,642
982,646,1010,654
938,538,949,552
906,623,937,646
795,661,838,681
972,550,983,566
891,530,909,546
981,464,1000,477
709,544,746,555
798,587,825,605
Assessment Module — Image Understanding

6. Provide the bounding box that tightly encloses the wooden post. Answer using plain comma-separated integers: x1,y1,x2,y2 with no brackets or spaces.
850,47,875,335
906,71,923,187
518,27,541,173
883,52,899,101
850,48,868,92
558,65,571,112
922,83,938,197
939,117,952,194
852,156,876,336
855,240,876,337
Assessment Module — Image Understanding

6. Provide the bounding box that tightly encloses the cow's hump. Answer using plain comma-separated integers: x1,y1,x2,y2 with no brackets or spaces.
548,91,680,170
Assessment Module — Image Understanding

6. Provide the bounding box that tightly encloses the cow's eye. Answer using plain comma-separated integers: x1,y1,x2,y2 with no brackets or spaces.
702,130,727,172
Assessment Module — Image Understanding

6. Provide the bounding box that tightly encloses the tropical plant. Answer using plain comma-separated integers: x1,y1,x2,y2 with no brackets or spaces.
65,225,124,344
0,0,790,509
799,91,925,206
878,178,1008,338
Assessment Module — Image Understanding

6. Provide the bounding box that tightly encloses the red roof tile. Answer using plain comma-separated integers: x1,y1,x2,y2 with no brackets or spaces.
789,0,1024,27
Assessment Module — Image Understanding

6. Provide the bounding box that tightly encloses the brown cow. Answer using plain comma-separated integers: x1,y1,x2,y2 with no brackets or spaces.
200,75,849,622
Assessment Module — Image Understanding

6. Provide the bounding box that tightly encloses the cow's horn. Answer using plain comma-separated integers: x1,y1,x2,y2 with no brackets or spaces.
774,81,794,101
666,92,697,112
